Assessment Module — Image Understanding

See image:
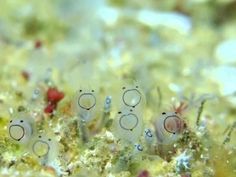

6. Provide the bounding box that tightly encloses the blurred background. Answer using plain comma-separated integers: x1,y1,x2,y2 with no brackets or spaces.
0,0,236,94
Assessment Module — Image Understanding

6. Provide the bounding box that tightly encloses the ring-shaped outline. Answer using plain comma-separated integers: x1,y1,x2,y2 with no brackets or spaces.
119,113,139,131
163,115,182,134
122,89,142,108
78,93,96,110
9,125,25,141
32,140,50,158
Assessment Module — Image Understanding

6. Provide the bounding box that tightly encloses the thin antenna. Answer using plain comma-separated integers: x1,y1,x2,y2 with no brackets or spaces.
196,100,206,126
223,122,236,145
157,86,162,108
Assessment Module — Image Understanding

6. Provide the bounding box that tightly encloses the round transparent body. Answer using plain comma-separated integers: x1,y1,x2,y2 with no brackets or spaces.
120,85,145,109
30,133,58,163
8,113,35,145
154,112,185,144
73,89,98,122
113,107,143,143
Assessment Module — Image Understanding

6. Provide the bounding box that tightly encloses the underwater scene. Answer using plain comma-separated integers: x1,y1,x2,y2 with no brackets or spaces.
0,0,236,177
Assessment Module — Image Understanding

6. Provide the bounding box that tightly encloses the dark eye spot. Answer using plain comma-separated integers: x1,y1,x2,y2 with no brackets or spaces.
10,120,12,123
79,90,82,92
175,112,177,114
136,86,139,88
39,136,42,138
122,86,126,90
118,111,122,114
91,90,94,92
48,138,51,141
130,109,133,112
162,112,166,115
20,120,24,123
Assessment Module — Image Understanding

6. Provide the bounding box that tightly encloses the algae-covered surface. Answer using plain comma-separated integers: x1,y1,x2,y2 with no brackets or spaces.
0,0,236,177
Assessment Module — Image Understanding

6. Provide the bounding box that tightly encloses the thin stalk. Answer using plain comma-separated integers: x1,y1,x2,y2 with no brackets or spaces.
196,100,206,126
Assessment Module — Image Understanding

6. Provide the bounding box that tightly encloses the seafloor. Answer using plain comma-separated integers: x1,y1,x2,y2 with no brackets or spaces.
0,0,236,177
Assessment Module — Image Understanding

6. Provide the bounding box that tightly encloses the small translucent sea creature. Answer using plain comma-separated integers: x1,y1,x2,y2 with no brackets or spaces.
99,96,112,130
144,128,154,145
32,136,51,158
134,144,143,152
144,128,153,139
30,133,58,164
73,88,100,143
29,85,47,113
32,88,42,101
131,143,144,161
8,113,35,145
154,112,185,144
43,68,53,86
104,96,112,113
121,85,145,109
30,85,47,106
73,89,98,122
113,107,143,143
